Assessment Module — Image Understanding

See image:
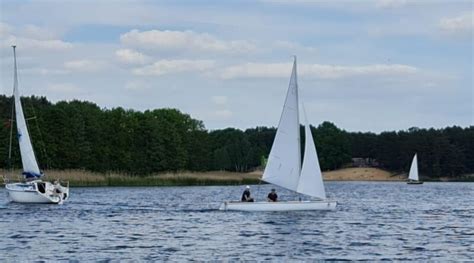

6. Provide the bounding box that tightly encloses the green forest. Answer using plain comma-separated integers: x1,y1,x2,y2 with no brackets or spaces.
1,95,473,179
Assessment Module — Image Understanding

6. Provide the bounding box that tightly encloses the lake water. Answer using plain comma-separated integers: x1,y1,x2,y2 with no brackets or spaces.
0,182,473,261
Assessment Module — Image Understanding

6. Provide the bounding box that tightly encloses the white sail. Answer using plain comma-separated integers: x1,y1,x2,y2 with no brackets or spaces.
12,46,42,178
297,106,326,199
262,58,301,192
408,154,418,181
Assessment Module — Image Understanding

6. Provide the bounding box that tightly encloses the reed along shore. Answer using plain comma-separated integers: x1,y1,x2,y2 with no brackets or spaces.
2,168,471,187
1,170,262,187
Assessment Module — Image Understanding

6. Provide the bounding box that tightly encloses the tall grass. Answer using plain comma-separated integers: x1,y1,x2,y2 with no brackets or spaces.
0,169,262,187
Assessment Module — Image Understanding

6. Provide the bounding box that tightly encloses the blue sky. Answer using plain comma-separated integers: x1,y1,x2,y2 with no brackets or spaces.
0,0,472,132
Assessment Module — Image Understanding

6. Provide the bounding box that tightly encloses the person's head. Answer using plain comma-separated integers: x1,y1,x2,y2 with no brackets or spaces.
246,185,250,189
271,188,275,192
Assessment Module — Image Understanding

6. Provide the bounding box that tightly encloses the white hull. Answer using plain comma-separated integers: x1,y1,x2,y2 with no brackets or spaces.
407,180,423,184
219,200,337,211
5,180,69,204
7,189,61,203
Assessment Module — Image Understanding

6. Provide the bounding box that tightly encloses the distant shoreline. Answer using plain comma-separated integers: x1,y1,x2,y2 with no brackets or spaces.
1,168,472,187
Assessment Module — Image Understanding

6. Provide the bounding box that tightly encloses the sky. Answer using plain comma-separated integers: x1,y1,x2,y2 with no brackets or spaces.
0,0,472,132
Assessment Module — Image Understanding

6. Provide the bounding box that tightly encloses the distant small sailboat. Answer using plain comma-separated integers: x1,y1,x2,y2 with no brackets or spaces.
4,46,69,204
407,153,423,185
219,57,337,211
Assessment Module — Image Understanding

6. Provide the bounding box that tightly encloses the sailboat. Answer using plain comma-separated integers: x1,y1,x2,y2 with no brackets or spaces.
407,153,423,184
4,46,69,204
219,57,337,211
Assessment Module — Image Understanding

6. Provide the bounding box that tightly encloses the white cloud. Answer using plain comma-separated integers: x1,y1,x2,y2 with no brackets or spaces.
214,109,233,119
115,49,150,65
0,2,471,132
273,40,317,53
0,22,11,38
120,29,256,53
47,83,82,93
132,59,215,76
211,96,228,105
0,22,72,50
439,12,473,34
124,80,151,91
301,63,418,79
221,63,289,79
259,0,326,4
375,0,407,9
1,35,73,50
220,62,418,79
20,25,60,40
23,68,70,75
64,59,108,72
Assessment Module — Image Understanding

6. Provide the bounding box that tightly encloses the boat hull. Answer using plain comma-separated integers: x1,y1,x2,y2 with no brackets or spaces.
5,181,69,204
7,189,60,203
407,181,423,184
219,200,337,211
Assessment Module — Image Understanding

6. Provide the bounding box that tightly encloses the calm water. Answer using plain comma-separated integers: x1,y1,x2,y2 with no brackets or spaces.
0,182,472,261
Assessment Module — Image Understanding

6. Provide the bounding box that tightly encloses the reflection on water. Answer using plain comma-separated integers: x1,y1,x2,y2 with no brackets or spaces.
0,182,473,261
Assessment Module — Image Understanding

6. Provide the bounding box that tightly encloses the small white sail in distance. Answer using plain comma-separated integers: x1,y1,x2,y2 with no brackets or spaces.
12,46,42,178
262,58,301,192
297,105,327,200
408,154,418,181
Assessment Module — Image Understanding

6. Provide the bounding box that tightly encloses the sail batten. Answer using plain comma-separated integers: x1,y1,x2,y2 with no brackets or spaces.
408,154,418,181
12,46,42,178
262,58,301,191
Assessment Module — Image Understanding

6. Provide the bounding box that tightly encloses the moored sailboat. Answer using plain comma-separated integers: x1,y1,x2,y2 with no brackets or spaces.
219,57,337,211
4,46,69,204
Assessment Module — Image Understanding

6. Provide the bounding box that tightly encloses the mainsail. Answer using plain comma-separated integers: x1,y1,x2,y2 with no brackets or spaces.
12,46,42,178
297,106,326,199
262,58,301,192
408,154,418,181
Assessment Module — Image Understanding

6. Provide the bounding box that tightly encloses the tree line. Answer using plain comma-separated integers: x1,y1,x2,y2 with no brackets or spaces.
0,95,472,178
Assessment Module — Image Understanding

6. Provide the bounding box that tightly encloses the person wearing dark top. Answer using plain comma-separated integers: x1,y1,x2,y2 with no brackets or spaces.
267,188,278,202
241,185,254,202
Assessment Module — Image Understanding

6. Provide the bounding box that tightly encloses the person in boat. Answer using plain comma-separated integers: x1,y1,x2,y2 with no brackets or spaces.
267,188,278,202
241,185,254,202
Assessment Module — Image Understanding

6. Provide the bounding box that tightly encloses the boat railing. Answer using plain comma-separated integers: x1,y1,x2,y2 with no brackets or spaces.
1,174,8,184
54,179,69,188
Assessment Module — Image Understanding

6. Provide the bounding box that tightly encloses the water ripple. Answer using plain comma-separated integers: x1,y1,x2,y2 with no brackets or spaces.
0,182,473,261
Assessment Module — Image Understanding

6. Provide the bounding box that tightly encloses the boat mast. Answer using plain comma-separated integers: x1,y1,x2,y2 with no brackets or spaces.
293,56,301,177
7,46,17,174
262,56,303,192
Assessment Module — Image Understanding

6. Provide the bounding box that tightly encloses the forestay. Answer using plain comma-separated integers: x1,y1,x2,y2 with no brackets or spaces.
12,47,42,178
262,58,301,192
